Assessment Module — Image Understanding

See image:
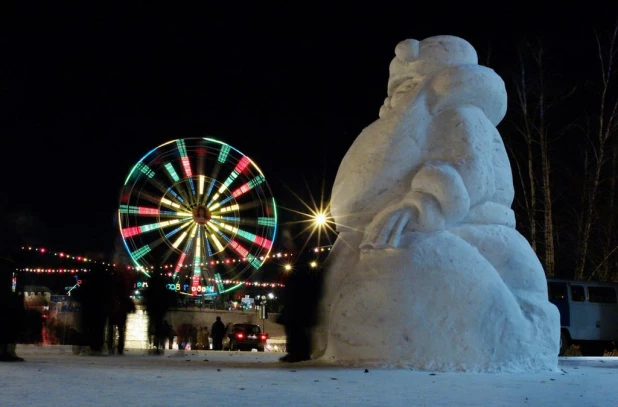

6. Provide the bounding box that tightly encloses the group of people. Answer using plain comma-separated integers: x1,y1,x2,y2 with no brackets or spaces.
2,253,321,363
73,266,136,355
151,316,226,352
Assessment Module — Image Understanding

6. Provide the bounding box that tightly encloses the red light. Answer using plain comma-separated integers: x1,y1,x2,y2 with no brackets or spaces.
236,333,244,340
40,248,46,253
259,334,268,341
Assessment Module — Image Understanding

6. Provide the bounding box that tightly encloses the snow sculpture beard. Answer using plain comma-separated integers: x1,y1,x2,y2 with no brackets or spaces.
313,35,560,372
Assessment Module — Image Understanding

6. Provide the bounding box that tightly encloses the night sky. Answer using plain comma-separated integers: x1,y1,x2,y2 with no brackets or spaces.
2,4,617,258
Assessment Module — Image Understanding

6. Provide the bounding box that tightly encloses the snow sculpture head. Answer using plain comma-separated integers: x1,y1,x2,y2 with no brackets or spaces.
315,35,560,372
382,36,478,115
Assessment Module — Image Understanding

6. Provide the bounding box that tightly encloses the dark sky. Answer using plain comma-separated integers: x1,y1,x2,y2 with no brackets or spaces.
2,4,617,256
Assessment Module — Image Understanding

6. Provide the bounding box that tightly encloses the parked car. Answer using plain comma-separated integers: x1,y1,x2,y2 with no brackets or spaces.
222,323,268,352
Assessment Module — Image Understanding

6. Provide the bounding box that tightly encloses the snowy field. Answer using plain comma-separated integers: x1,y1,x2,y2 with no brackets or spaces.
1,345,617,407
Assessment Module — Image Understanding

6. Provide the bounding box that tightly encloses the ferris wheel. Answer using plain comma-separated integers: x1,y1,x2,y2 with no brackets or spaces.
118,137,277,295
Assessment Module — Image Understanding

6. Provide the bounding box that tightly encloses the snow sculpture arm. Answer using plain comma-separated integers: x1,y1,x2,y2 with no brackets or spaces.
360,105,497,249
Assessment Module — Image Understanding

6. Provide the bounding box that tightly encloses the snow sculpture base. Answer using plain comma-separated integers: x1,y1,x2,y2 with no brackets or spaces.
315,35,560,372
321,227,559,372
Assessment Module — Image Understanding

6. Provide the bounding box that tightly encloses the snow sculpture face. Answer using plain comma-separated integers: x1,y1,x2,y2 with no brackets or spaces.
316,36,560,372
381,37,479,115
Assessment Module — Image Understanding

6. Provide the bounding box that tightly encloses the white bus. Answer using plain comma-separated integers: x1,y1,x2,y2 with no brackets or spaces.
547,278,618,355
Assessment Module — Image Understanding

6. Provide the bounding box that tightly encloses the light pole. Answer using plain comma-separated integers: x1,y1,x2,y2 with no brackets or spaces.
260,295,267,331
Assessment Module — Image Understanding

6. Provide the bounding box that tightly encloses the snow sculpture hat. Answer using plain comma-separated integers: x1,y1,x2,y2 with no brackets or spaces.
383,35,506,125
387,35,478,97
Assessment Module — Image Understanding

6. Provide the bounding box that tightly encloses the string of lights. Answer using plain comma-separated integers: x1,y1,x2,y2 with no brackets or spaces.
15,244,335,287
19,245,332,270
17,268,88,273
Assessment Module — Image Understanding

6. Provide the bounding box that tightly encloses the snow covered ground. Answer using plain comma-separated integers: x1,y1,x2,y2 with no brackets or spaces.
1,345,616,406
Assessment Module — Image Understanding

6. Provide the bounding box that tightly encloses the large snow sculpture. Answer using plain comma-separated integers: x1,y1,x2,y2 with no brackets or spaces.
314,35,560,372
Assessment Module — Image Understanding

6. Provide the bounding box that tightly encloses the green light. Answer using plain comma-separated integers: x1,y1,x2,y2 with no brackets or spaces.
176,139,188,157
131,245,151,261
164,163,180,182
138,162,155,178
218,282,244,294
258,217,276,227
246,254,262,269
218,144,230,163
119,205,141,214
140,224,158,233
221,170,239,190
248,174,265,189
214,272,224,292
236,229,257,242
124,161,155,185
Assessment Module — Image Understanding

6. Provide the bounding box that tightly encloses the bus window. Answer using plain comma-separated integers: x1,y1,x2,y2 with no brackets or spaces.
587,286,617,303
548,282,567,300
570,285,585,302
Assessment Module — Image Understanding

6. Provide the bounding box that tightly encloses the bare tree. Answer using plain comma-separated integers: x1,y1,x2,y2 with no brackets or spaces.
535,48,557,276
576,26,618,280
511,43,560,275
512,47,539,252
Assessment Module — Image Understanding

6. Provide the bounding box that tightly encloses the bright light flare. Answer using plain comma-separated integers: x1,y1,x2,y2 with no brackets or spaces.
279,180,338,256
314,212,327,226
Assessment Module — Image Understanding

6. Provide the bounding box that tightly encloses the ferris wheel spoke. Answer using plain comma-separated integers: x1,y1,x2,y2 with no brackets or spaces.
172,224,197,278
209,219,272,251
207,174,265,212
141,173,188,209
205,225,226,253
173,180,194,208
156,162,191,208
119,204,190,219
203,229,214,259
159,196,191,213
205,222,262,270
121,217,191,238
198,175,206,202
168,222,194,248
206,156,250,207
188,227,205,292
175,139,198,206
203,177,217,205
228,174,266,200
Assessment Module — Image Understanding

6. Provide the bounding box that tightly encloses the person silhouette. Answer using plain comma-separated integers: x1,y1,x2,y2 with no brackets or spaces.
278,263,322,362
73,265,112,355
143,271,175,354
107,270,136,355
210,316,225,350
0,256,25,362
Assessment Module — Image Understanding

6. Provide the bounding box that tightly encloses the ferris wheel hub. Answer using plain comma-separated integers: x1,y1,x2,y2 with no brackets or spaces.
193,205,211,224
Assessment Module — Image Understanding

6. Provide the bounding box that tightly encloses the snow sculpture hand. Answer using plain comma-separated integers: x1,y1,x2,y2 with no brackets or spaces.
360,203,417,249
360,162,469,249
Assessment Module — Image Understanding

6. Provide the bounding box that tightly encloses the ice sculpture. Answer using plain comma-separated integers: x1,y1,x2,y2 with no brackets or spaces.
313,35,560,372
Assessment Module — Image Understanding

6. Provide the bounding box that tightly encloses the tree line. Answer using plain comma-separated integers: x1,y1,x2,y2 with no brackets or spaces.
502,26,618,281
